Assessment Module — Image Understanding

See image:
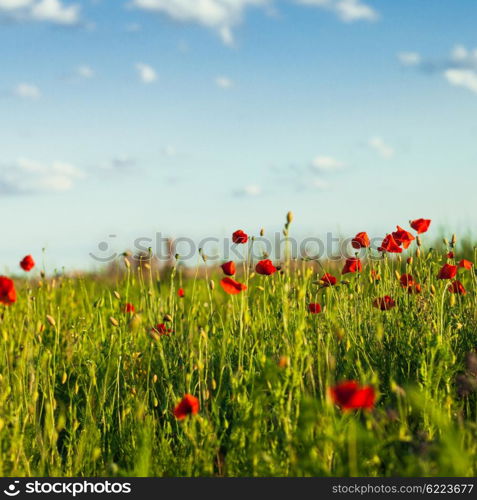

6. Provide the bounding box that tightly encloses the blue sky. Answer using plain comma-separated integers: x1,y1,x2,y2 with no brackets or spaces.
1,0,477,272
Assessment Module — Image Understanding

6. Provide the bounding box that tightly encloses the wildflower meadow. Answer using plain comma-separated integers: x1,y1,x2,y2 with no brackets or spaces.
1,214,476,477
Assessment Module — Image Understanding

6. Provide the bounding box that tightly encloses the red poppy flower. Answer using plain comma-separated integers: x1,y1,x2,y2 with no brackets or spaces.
352,232,370,249
178,288,185,298
373,295,396,311
123,302,135,313
0,277,16,306
447,251,454,259
448,280,466,295
459,259,473,270
220,277,247,295
255,259,277,276
151,323,172,336
378,234,402,253
320,273,337,287
342,257,362,275
410,218,431,234
392,226,415,249
329,381,376,411
308,303,322,314
20,255,35,272
408,283,422,294
173,394,200,420
437,263,457,280
232,230,248,244
221,261,236,276
399,274,414,288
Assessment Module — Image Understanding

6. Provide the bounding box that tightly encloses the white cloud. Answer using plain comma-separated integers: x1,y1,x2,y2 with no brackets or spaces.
369,137,394,159
444,69,477,95
76,65,94,79
30,0,80,24
295,0,378,23
125,22,141,32
235,184,262,196
311,178,330,190
162,146,177,157
0,158,84,194
135,63,157,83
399,45,477,97
215,76,233,88
13,82,41,99
131,0,269,46
397,52,421,67
0,0,80,25
0,0,33,10
311,155,345,171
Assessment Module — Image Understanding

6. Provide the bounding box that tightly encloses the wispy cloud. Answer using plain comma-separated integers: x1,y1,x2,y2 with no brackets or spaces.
135,63,157,83
295,0,378,23
0,158,84,195
131,0,269,46
234,184,262,197
131,0,378,46
0,0,81,25
397,52,421,67
13,82,41,99
311,155,346,171
398,44,477,95
369,137,394,159
215,76,233,89
75,65,94,79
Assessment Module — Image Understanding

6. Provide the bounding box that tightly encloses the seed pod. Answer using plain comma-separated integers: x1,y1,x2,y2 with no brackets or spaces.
286,211,294,224
209,279,215,290
260,228,265,237
46,315,56,327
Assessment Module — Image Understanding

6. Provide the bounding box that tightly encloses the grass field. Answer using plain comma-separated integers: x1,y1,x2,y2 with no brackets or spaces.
1,216,476,477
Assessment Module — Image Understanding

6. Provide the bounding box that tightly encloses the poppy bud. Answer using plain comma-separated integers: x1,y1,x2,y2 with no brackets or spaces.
430,285,436,295
124,258,131,269
407,257,413,265
443,238,449,246
416,236,422,247
209,279,215,290
278,355,290,368
113,291,121,300
260,228,265,237
286,211,294,224
109,317,119,327
163,314,173,322
451,233,457,246
152,374,158,383
416,248,421,258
